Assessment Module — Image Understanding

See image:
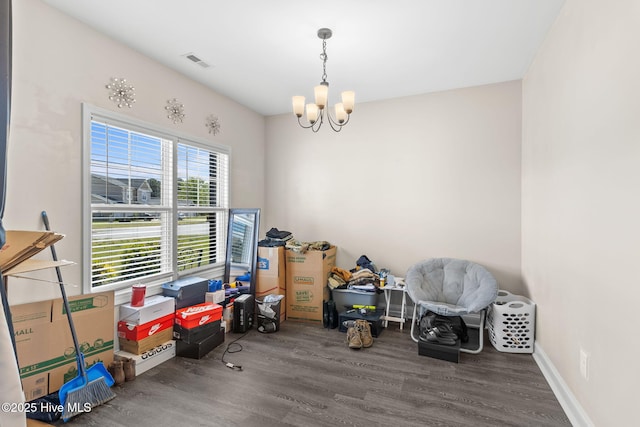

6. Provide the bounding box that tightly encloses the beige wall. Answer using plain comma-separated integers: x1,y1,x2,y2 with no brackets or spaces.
523,0,639,424
266,81,523,292
5,0,265,304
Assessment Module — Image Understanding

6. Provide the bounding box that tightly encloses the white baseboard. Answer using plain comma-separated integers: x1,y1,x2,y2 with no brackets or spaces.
532,342,594,427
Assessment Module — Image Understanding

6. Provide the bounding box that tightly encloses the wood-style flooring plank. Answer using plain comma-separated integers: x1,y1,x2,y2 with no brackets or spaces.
55,320,570,427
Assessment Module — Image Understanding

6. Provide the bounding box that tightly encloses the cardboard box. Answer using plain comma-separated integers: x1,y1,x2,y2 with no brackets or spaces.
49,352,115,394
118,327,173,355
119,295,175,325
176,329,224,359
11,291,115,400
175,302,223,329
418,338,461,363
0,230,64,273
222,303,233,334
257,247,285,295
285,246,336,324
205,290,226,304
257,246,286,320
117,313,175,341
161,276,208,309
20,374,49,402
10,300,52,401
173,320,221,344
115,340,176,376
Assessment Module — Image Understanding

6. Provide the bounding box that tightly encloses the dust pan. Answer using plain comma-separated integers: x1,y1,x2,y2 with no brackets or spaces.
58,353,115,421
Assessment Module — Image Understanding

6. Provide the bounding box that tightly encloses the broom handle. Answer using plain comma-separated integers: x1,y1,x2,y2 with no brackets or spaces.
41,211,87,378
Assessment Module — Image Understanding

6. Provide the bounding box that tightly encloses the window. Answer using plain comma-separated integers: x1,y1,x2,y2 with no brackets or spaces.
83,104,229,292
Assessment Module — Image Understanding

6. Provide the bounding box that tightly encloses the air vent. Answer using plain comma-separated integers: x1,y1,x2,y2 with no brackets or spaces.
182,52,211,69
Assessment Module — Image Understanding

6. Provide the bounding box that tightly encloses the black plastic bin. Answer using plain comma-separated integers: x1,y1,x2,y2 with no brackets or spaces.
338,309,385,337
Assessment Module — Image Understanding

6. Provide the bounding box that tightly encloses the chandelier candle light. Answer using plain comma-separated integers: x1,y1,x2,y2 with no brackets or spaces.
292,28,355,132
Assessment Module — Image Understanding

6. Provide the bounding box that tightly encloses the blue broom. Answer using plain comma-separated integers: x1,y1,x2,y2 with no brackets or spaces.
42,211,116,421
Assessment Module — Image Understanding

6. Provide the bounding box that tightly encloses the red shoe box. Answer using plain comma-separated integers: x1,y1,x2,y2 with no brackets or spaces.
175,302,222,329
117,313,174,341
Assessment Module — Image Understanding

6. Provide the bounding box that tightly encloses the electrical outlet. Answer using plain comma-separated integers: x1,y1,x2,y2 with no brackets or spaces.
579,348,589,380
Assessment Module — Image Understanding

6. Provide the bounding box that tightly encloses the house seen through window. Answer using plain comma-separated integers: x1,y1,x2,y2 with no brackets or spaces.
84,105,229,292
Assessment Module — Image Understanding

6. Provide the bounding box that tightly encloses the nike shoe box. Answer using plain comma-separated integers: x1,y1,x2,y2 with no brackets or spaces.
119,295,175,325
117,313,174,341
338,309,385,337
176,329,225,359
162,277,208,309
175,302,223,329
173,320,221,344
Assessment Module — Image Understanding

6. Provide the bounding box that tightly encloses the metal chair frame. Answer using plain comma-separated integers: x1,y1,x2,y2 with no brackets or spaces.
409,303,487,354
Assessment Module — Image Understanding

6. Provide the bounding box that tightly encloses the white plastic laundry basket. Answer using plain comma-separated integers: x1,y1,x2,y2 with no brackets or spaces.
487,290,536,353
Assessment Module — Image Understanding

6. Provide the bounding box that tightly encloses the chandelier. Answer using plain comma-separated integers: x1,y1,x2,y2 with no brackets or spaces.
292,28,355,132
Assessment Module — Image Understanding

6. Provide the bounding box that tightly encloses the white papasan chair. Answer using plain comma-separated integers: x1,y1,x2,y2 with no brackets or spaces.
406,258,498,354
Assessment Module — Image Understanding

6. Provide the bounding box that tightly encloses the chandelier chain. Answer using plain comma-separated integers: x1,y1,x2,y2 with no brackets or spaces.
321,39,328,83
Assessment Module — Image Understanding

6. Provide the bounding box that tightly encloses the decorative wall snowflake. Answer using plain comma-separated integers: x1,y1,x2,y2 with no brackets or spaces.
106,77,135,108
205,115,221,135
165,98,185,124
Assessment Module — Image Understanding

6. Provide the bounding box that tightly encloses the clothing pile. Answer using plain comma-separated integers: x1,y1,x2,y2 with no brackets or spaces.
327,266,352,289
285,239,331,253
258,227,293,247
327,254,380,292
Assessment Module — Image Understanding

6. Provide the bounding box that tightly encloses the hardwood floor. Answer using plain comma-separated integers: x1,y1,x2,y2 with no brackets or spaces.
57,321,570,427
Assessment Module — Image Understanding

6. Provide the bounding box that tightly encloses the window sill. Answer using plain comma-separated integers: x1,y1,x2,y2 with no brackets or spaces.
113,265,225,307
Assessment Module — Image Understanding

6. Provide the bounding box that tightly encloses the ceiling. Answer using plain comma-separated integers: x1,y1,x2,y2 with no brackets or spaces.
42,0,565,117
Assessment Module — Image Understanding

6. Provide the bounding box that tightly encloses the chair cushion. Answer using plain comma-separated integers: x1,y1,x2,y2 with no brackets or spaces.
405,258,498,316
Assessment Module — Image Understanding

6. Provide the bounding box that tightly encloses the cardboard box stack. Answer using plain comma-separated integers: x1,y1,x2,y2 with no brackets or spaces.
256,246,286,320
117,295,175,355
12,291,115,401
115,341,177,377
285,245,337,324
160,277,225,359
174,302,224,358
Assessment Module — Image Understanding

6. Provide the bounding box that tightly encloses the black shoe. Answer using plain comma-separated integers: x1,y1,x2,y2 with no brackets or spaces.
420,313,437,333
430,325,458,340
323,301,329,328
419,329,457,346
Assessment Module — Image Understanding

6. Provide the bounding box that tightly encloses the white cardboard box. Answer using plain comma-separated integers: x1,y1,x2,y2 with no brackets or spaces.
116,340,176,376
119,295,176,325
205,290,225,304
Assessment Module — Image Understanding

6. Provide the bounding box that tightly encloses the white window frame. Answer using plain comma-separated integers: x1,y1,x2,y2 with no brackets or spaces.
81,104,230,295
